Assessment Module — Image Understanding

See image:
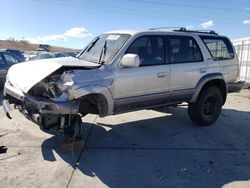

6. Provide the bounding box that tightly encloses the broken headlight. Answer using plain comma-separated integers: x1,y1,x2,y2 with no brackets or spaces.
29,72,74,102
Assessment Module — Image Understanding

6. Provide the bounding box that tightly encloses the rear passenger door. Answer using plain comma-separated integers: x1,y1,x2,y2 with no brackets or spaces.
167,35,206,101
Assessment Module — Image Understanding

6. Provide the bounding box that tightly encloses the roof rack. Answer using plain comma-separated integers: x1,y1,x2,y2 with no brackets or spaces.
174,28,218,35
149,27,185,31
149,27,218,35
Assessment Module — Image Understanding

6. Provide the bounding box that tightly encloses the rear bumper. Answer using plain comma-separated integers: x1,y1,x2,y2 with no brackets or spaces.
228,81,245,93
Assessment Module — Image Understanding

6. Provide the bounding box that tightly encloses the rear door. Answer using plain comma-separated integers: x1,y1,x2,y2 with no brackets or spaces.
113,35,170,113
167,35,206,101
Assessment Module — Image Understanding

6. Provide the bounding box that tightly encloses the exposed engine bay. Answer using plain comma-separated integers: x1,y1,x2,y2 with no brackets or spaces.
28,67,78,99
18,67,96,136
28,73,63,99
3,56,107,138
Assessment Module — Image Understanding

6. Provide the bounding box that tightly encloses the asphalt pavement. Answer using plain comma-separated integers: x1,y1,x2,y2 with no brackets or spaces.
0,89,250,188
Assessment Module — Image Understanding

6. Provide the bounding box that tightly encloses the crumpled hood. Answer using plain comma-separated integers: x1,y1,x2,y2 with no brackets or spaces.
7,57,99,93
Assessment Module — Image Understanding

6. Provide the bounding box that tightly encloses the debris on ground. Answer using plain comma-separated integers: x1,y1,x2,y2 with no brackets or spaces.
0,133,8,138
0,146,7,154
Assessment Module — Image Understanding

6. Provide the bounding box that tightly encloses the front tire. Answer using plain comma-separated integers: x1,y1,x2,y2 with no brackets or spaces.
188,86,223,126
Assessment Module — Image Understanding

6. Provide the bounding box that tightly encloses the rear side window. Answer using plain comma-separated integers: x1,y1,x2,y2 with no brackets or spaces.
200,36,234,60
168,36,203,63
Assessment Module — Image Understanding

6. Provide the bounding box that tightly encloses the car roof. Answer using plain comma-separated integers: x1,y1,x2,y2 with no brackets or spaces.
106,29,222,37
0,48,23,52
0,50,16,54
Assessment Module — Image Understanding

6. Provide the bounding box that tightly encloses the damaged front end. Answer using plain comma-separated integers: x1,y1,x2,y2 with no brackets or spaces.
4,69,82,136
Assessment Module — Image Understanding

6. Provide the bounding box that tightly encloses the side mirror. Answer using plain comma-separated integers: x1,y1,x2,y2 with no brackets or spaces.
120,54,140,68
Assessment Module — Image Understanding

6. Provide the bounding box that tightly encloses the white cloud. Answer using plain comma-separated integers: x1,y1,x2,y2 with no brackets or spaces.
26,34,67,43
242,20,250,25
199,20,214,29
64,27,90,38
186,25,194,30
246,7,250,10
25,27,91,44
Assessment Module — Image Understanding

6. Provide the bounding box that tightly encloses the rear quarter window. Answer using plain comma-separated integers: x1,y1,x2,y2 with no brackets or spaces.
200,36,234,61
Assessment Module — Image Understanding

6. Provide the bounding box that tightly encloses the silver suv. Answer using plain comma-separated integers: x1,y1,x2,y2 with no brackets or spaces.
2,28,243,136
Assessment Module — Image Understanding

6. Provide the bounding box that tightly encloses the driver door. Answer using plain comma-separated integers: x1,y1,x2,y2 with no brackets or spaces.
113,35,170,113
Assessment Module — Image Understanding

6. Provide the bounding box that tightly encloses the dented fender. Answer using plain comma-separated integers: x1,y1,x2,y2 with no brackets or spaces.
71,85,114,115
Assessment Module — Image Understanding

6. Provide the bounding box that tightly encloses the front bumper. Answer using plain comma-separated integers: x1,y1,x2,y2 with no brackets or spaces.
24,94,79,115
3,83,79,119
228,81,245,93
2,99,12,119
2,82,24,119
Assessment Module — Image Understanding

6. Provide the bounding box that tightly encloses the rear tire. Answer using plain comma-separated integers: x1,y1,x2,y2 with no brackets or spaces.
188,86,223,126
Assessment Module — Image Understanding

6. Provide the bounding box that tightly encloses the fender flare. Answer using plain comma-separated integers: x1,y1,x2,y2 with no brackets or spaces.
190,73,226,103
71,85,114,115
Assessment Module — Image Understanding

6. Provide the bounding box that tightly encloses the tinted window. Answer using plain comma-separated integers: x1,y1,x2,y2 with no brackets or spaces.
125,36,165,66
200,36,234,60
168,36,203,63
0,54,7,66
56,53,65,58
34,53,55,60
2,53,18,65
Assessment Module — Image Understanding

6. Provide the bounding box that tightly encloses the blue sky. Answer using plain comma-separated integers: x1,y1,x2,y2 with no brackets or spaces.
0,0,250,49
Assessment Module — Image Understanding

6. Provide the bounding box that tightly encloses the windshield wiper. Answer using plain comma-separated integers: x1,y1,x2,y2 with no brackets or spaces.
98,40,107,65
87,37,99,52
77,37,100,61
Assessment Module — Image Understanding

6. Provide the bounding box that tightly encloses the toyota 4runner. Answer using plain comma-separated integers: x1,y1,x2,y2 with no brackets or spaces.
2,27,243,136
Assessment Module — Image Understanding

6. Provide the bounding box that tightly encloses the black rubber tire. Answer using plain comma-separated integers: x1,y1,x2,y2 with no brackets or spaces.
188,86,223,126
188,103,199,123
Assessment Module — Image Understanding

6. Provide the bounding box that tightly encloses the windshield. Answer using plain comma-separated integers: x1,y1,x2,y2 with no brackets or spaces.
79,34,131,64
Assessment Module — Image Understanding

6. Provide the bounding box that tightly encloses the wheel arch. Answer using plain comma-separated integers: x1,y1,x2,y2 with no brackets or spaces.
190,73,227,105
72,86,114,117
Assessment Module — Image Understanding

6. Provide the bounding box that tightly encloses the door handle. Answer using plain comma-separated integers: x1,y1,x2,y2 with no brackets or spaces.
157,72,167,78
200,68,206,73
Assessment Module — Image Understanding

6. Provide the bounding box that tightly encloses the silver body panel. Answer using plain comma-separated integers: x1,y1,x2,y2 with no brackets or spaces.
3,30,239,119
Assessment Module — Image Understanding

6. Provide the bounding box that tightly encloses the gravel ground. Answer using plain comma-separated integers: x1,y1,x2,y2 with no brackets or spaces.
0,89,250,188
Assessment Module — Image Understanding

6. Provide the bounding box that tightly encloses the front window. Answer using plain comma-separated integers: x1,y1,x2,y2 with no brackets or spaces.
79,34,131,64
125,36,165,66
